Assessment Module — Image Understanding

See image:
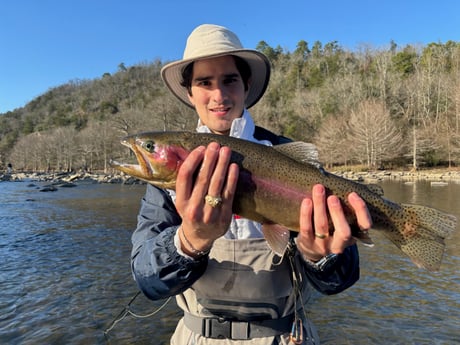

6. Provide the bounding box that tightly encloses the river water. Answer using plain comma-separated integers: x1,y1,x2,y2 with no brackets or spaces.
0,179,458,345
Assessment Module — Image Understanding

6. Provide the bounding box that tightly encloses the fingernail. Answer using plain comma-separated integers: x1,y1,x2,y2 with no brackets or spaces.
348,192,359,201
328,196,340,206
208,142,220,151
314,184,324,195
303,198,312,208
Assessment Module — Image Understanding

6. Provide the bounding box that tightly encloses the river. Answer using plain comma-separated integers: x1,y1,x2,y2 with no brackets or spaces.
0,179,458,344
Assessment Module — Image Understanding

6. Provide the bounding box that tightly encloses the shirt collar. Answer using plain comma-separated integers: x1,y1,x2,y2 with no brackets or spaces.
196,109,264,144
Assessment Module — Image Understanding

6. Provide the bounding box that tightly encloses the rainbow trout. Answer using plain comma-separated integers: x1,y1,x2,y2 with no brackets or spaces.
110,131,457,271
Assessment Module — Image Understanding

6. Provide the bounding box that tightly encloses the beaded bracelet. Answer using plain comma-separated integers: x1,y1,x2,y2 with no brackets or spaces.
180,226,211,257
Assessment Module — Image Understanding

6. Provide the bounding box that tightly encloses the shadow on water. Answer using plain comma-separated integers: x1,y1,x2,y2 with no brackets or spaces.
0,180,459,344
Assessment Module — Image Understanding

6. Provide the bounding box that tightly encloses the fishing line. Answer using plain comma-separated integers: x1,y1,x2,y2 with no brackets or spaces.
104,291,172,338
287,240,316,344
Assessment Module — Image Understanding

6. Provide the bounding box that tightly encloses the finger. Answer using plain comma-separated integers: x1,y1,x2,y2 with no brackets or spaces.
207,146,232,198
176,145,206,199
348,192,373,230
312,184,329,235
220,162,239,216
221,160,239,200
297,197,325,261
299,197,314,241
327,195,353,245
192,142,221,201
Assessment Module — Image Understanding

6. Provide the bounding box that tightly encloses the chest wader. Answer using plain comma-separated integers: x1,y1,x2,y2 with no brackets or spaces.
171,238,320,345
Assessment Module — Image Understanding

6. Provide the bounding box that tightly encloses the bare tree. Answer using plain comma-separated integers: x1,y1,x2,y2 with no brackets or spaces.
89,120,122,173
348,100,403,168
315,114,353,167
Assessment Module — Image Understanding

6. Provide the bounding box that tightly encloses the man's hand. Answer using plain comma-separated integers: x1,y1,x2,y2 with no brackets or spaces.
175,142,239,256
296,184,372,262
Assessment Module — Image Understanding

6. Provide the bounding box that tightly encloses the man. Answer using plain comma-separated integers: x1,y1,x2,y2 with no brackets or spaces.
131,24,372,344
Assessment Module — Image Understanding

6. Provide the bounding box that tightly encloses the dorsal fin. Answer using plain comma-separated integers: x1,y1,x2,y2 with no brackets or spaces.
273,142,322,168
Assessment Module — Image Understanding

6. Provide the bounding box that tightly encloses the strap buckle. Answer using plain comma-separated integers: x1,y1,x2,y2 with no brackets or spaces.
203,318,250,340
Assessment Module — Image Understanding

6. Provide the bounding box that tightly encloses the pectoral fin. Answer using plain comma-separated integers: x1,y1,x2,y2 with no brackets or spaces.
353,229,375,247
261,223,291,256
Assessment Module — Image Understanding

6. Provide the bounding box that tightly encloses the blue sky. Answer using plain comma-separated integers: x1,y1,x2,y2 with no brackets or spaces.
1,0,459,114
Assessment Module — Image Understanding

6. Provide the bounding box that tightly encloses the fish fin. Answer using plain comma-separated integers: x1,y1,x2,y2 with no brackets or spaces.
395,204,457,271
365,183,385,196
354,229,375,247
261,223,290,256
273,142,322,168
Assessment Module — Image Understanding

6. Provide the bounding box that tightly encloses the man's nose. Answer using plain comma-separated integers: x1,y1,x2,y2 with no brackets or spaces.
211,84,227,103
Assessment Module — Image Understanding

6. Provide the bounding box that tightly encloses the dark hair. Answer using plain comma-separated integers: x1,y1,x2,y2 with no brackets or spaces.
180,55,251,95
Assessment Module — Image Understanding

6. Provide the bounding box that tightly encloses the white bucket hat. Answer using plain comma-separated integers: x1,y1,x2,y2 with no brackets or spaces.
161,24,271,109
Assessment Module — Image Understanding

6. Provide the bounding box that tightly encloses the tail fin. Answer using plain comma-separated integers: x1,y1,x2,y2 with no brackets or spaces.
399,204,457,271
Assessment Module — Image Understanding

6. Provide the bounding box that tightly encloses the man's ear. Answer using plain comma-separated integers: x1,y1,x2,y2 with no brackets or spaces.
187,92,195,107
245,78,251,95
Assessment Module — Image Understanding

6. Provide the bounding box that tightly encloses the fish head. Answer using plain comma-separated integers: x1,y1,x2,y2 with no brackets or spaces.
110,132,190,189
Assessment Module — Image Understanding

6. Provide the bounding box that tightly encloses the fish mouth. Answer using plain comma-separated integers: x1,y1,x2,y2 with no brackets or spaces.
110,137,153,179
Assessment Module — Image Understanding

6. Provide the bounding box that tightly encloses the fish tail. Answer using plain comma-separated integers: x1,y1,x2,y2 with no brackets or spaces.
397,203,457,271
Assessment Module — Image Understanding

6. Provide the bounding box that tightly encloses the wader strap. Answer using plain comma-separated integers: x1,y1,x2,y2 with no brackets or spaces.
183,312,294,340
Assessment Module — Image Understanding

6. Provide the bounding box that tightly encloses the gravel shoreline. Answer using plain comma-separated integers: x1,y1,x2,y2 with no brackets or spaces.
1,171,142,185
332,169,460,183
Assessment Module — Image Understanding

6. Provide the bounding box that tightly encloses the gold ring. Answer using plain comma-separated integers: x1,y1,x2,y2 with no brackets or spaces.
205,195,223,208
314,232,328,239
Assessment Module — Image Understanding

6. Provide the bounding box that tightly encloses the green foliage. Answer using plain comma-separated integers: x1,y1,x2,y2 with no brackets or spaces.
294,40,310,61
256,41,282,62
421,41,460,72
391,45,418,76
22,116,35,134
421,149,442,167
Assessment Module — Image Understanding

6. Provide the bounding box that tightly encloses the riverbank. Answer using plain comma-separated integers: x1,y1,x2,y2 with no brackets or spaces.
2,167,460,186
0,171,142,186
332,168,460,183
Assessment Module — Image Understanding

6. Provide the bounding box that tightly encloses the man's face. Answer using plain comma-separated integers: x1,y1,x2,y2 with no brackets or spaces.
187,55,248,135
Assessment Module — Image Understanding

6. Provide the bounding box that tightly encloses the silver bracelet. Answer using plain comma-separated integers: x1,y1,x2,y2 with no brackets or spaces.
180,226,211,257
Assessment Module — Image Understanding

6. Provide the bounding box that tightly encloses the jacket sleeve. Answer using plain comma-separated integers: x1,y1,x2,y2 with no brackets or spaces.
131,184,208,300
302,244,360,295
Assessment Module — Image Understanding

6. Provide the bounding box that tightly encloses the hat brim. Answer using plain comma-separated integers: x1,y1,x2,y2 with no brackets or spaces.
161,49,270,109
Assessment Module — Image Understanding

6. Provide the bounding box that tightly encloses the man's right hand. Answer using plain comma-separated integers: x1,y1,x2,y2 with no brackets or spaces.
175,142,239,256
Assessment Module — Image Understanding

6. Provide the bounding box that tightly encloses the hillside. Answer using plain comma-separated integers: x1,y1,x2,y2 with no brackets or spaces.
1,40,459,172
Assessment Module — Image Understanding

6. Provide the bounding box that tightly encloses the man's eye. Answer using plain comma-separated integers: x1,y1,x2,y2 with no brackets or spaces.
197,80,211,86
224,78,238,84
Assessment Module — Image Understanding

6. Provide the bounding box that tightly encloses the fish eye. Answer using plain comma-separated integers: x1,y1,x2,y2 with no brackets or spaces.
142,140,155,152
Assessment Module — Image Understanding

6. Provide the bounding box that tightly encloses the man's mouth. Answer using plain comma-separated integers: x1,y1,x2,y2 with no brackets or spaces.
210,107,231,114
